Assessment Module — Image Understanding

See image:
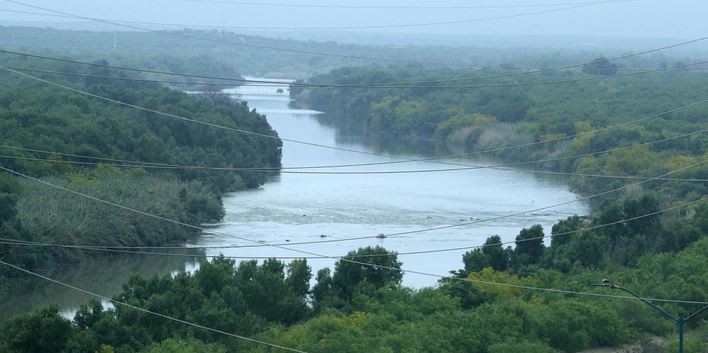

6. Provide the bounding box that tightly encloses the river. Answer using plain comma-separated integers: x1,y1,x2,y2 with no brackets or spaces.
0,78,587,320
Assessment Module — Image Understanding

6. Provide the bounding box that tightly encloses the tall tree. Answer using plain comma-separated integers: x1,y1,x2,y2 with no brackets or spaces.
515,225,545,265
483,235,510,271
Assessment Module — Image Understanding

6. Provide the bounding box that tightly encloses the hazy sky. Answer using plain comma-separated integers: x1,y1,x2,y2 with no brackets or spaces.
0,0,705,40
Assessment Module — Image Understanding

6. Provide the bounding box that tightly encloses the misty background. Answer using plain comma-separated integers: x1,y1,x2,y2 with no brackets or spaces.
1,0,707,51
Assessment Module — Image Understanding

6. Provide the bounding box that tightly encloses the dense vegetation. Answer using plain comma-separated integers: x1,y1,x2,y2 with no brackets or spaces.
0,26,696,78
0,54,281,274
1,26,706,353
292,66,708,199
1,234,706,353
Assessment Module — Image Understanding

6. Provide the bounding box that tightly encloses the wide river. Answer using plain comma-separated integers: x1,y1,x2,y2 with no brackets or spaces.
1,79,588,320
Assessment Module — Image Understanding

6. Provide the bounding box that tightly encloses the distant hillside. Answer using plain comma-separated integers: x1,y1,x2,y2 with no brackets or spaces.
0,25,699,78
0,53,281,273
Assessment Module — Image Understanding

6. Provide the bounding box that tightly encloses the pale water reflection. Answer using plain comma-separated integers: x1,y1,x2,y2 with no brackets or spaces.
2,78,587,320
206,80,588,287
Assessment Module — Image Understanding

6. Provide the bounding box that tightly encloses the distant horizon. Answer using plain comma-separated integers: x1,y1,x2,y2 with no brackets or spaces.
0,0,705,40
2,21,707,56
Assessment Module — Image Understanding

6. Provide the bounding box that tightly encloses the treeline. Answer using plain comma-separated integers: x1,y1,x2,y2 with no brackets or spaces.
0,54,281,273
2,233,706,353
1,26,696,79
2,192,706,352
292,66,708,199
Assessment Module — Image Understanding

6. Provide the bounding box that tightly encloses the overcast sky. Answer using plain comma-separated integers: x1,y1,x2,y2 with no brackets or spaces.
0,0,705,40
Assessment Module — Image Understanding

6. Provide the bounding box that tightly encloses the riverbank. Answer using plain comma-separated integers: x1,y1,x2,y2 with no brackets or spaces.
0,58,282,281
291,66,708,206
199,80,589,288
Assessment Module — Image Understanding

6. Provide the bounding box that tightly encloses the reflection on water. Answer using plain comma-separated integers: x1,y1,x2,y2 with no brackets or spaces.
0,253,202,321
205,80,588,287
2,78,588,320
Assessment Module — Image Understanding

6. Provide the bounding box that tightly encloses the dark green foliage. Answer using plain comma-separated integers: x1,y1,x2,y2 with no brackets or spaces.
0,56,281,192
0,54,282,272
141,338,226,353
0,192,17,224
2,239,707,353
331,246,402,301
0,306,73,353
582,57,619,76
286,259,312,298
461,248,489,274
482,235,510,272
513,224,545,267
312,247,403,312
294,66,708,206
459,235,510,275
0,173,20,223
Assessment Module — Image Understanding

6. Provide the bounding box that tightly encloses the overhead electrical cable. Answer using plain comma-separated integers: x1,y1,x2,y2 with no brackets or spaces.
0,67,383,158
0,167,705,306
176,0,633,10
0,158,702,261
3,153,707,182
1,127,706,178
0,0,548,67
3,0,617,31
2,0,693,70
0,158,700,250
3,259,707,309
1,196,703,258
0,66,273,87
4,29,708,87
0,3,616,30
5,59,708,89
0,260,312,353
4,67,708,172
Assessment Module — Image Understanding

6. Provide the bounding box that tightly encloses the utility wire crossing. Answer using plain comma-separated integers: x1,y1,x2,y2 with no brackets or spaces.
177,0,634,10
0,158,704,305
1,196,703,258
3,66,708,173
0,260,312,353
4,48,708,88
3,0,619,31
5,60,708,90
1,127,706,178
4,0,707,69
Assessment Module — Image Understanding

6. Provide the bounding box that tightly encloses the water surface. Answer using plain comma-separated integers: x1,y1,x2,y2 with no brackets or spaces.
1,78,587,320
205,80,587,287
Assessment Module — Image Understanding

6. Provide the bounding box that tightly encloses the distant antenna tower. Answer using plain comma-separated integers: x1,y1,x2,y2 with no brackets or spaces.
113,31,117,50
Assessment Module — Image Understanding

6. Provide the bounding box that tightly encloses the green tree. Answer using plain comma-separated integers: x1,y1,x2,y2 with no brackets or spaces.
0,306,73,353
482,235,509,271
461,248,489,274
514,225,545,266
331,246,402,302
286,259,312,298
141,338,226,353
582,57,618,76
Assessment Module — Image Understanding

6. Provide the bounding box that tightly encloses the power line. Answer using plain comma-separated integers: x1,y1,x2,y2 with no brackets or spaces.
1,159,705,304
4,32,708,87
0,1,514,67
0,0,688,70
1,226,706,306
4,66,708,172
0,67,377,158
3,153,707,181
6,59,708,89
0,260,312,353
1,196,702,258
0,66,263,87
3,0,617,31
1,126,706,179
0,158,702,257
177,0,633,10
